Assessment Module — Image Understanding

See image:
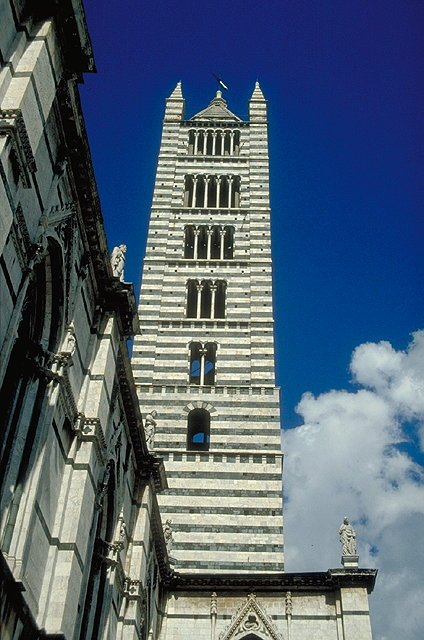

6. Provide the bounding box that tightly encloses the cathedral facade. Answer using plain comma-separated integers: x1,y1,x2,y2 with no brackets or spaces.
0,2,376,639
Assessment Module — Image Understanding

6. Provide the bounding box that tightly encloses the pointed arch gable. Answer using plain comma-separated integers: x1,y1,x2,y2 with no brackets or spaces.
220,593,283,640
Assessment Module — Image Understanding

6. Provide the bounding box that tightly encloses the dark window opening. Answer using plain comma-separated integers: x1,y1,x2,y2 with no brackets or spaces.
187,409,210,451
210,226,221,259
186,279,198,318
184,225,195,258
200,280,212,318
214,281,226,319
197,226,208,259
224,226,234,259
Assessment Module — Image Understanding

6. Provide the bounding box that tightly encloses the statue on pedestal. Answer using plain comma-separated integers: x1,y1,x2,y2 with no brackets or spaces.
339,516,357,556
144,410,157,450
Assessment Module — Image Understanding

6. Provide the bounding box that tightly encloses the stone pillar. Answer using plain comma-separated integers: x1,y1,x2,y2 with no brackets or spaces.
203,132,207,155
194,131,199,155
193,228,200,259
206,228,213,260
192,176,197,208
204,177,209,208
228,176,233,208
219,229,225,260
196,283,203,318
199,347,207,385
230,131,234,155
216,177,221,208
212,132,217,156
210,284,217,319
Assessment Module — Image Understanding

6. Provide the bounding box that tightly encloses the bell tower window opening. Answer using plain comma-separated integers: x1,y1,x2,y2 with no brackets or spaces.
223,130,231,156
210,226,221,259
231,176,241,208
188,130,195,155
189,342,217,386
186,279,198,318
197,226,208,259
187,129,241,156
184,225,195,259
184,175,193,207
186,279,227,319
187,409,210,451
207,176,217,208
184,225,233,260
200,279,212,318
214,280,226,319
184,174,240,208
206,130,214,155
224,226,234,259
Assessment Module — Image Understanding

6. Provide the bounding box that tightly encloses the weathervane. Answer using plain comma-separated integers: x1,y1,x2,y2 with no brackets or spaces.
212,72,228,91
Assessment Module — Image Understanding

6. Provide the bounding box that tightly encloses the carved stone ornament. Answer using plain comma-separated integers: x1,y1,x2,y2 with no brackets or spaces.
219,593,283,640
73,414,107,464
211,591,218,616
285,591,292,617
0,108,37,187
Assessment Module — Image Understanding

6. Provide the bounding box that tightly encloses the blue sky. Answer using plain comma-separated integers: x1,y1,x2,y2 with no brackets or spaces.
80,2,423,638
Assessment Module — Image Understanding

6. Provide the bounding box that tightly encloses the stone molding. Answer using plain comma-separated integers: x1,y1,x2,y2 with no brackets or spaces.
163,569,378,594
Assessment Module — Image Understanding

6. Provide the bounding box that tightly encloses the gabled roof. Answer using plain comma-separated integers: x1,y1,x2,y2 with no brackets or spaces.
190,91,241,122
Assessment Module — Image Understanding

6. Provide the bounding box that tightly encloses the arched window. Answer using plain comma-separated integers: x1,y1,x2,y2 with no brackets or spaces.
206,130,214,155
187,409,210,451
197,226,208,259
184,225,195,258
234,130,241,156
189,342,202,384
186,279,198,318
200,279,212,318
210,226,221,259
219,175,229,208
214,280,226,319
189,342,217,386
195,174,206,207
223,130,231,156
0,240,64,552
197,130,205,155
224,226,234,259
207,176,217,208
184,175,194,207
188,130,195,155
186,279,226,319
231,175,241,207
215,130,222,156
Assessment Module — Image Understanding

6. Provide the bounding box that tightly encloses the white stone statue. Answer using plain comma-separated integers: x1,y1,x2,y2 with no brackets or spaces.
144,410,157,450
163,518,174,554
111,244,127,281
339,516,357,556
63,325,76,355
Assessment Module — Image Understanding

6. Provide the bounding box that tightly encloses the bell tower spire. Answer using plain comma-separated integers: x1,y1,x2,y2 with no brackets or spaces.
164,81,185,121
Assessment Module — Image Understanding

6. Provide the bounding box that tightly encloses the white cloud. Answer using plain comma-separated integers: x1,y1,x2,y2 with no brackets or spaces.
284,330,424,640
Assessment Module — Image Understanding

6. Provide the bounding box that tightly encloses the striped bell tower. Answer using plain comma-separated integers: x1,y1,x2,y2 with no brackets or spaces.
132,82,284,573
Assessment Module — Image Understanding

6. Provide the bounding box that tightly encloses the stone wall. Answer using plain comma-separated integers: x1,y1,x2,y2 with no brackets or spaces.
0,3,168,638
